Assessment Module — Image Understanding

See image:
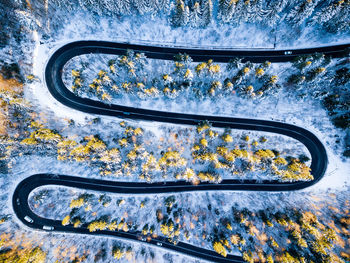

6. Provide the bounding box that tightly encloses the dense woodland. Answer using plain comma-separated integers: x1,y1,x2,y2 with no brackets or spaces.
0,0,349,262
1,0,349,48
42,0,350,32
28,186,350,262
67,50,350,156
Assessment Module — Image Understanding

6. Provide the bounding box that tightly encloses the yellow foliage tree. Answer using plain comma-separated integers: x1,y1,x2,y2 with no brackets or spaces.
213,241,227,257
62,215,70,226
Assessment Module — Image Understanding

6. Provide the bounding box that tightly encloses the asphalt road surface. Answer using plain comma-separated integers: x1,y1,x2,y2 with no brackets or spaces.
44,40,331,190
12,41,347,262
14,174,248,263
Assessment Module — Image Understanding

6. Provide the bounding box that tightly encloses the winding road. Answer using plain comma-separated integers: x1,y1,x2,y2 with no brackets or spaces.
12,41,348,262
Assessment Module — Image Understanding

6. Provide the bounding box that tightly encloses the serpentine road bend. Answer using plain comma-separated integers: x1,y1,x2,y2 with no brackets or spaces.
13,41,348,262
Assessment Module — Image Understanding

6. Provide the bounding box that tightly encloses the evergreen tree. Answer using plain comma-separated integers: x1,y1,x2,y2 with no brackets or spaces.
323,1,350,32
188,0,212,27
247,0,264,23
156,0,171,12
286,0,319,26
171,0,190,27
190,2,202,27
112,0,133,15
135,0,158,15
232,0,251,24
261,0,288,26
201,0,213,26
78,0,96,12
218,0,239,23
310,0,344,25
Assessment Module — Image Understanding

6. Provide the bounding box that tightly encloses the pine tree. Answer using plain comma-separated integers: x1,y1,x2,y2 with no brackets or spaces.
286,0,320,26
233,0,251,24
52,0,75,11
156,0,171,12
218,0,239,23
200,0,213,27
78,0,95,12
323,1,350,33
247,0,264,23
135,0,158,15
310,1,344,25
190,2,202,27
112,0,132,14
171,0,190,27
262,0,288,26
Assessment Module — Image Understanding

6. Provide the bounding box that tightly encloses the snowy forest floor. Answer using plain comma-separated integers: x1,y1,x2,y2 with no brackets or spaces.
0,1,349,262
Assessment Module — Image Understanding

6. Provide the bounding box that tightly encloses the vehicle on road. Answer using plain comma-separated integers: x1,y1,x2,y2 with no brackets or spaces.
16,198,20,205
43,225,54,231
12,40,345,263
24,216,33,223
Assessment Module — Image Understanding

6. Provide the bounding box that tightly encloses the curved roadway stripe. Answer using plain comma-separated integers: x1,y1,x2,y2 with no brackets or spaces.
13,41,347,262
44,40,331,190
14,174,248,263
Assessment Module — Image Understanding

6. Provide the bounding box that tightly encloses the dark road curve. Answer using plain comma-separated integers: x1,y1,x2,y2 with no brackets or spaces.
12,41,345,262
43,40,331,191
14,174,254,263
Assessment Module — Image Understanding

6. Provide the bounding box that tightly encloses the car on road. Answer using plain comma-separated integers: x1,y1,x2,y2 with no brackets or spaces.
16,198,20,205
284,51,292,55
24,216,33,223
43,225,54,231
140,237,147,241
156,242,162,246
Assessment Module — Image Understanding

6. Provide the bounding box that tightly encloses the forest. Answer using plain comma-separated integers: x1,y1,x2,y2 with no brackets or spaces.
0,0,349,262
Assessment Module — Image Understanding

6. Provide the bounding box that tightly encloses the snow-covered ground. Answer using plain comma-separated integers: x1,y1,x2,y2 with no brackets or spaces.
28,35,349,190
1,2,349,262
15,36,348,263
42,9,350,49
27,181,350,261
